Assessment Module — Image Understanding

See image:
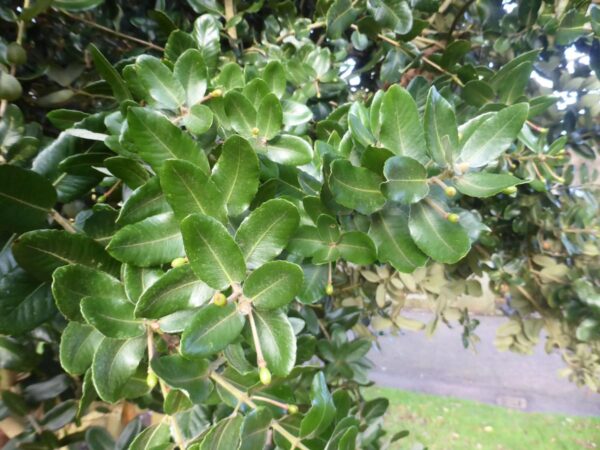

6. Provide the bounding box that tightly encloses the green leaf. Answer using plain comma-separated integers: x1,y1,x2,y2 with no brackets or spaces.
135,265,214,319
181,303,245,358
193,15,220,73
211,136,260,217
424,87,458,167
348,102,375,147
174,49,208,106
243,261,304,310
181,214,246,290
53,0,104,11
88,44,131,103
300,372,336,437
117,177,172,226
369,0,413,34
329,160,386,215
46,109,89,130
13,230,120,280
455,172,525,197
408,201,470,264
262,134,313,166
337,231,377,265
497,62,533,104
164,30,196,62
263,61,286,98
107,213,184,267
183,104,214,135
104,156,149,189
160,159,226,222
151,354,212,403
287,226,327,258
92,336,146,403
243,78,271,108
459,103,529,168
215,62,245,91
369,210,428,273
235,199,300,268
136,55,185,109
59,322,103,375
253,309,296,377
327,0,359,38
224,91,256,135
379,85,427,163
240,407,273,450
52,264,125,321
462,80,495,107
381,156,429,204
257,93,283,140
298,265,328,304
122,265,163,304
0,165,56,232
0,268,54,335
81,296,144,338
127,107,209,174
199,415,243,450
128,423,171,450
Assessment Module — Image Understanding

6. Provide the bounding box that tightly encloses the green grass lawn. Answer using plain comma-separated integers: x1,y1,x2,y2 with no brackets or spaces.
364,387,600,450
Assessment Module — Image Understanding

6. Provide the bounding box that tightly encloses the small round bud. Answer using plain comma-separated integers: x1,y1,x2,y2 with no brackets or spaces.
325,283,334,295
170,257,188,268
251,127,260,136
502,186,517,195
7,42,27,66
447,213,460,224
146,371,158,389
287,404,299,414
211,88,223,98
96,195,106,203
213,292,227,306
259,367,272,385
444,186,457,197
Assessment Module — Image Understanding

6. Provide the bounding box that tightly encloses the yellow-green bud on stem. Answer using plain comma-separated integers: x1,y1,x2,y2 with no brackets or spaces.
170,256,188,268
444,186,457,197
146,371,158,389
287,404,299,414
447,213,460,223
502,186,517,195
251,127,260,136
325,283,334,295
213,292,227,306
210,88,223,98
259,366,272,385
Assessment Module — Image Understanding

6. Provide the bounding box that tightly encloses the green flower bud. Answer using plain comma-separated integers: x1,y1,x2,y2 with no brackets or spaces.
447,213,460,223
171,257,188,268
146,371,158,389
287,404,299,414
259,366,272,385
502,186,517,195
444,186,457,197
213,292,227,306
325,283,334,295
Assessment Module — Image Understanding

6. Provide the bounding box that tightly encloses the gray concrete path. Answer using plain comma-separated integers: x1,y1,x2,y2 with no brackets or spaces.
368,312,600,416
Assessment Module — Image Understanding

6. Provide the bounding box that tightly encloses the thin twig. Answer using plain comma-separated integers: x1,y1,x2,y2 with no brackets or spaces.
59,10,164,51
50,209,77,233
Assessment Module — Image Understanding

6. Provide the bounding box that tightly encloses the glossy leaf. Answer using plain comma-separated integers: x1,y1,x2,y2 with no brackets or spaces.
0,165,56,232
181,213,246,290
108,212,184,267
409,201,470,264
257,93,283,140
424,87,458,167
127,107,209,173
300,372,336,437
136,265,214,319
224,91,256,135
235,199,300,268
327,0,359,38
369,210,428,273
239,407,273,450
174,48,208,106
81,296,144,338
243,261,304,310
88,44,131,102
379,85,427,163
211,136,260,217
13,230,120,280
337,231,377,265
128,424,171,450
117,177,172,226
263,134,313,166
151,354,212,403
181,303,245,358
329,160,386,214
199,415,243,450
59,322,102,375
52,264,125,321
455,172,525,197
92,336,146,403
253,308,296,377
382,156,429,204
160,159,226,222
136,55,185,109
459,103,529,168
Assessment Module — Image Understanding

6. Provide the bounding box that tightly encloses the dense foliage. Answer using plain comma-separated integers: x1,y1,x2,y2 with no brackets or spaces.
0,0,598,448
